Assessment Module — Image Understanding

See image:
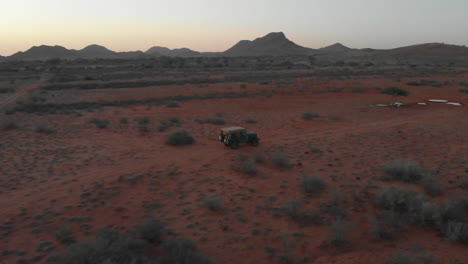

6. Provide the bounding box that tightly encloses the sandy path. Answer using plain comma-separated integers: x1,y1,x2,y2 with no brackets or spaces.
0,75,47,111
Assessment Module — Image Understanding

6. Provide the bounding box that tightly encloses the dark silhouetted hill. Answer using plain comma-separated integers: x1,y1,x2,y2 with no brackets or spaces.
223,32,314,56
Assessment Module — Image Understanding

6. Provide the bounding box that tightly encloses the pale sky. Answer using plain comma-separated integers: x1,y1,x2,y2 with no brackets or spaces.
1,0,468,56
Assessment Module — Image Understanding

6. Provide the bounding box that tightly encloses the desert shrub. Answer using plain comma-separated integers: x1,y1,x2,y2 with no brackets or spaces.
137,217,166,244
234,160,258,175
302,110,319,120
161,237,211,264
89,118,110,128
202,195,223,211
370,211,408,241
135,117,150,125
382,160,426,183
1,120,18,130
270,152,293,168
166,130,195,146
387,250,414,264
46,228,154,264
166,101,180,107
282,200,324,226
351,87,367,93
438,196,468,242
158,120,170,131
300,174,326,196
328,87,344,93
459,88,468,93
244,116,257,123
254,151,266,164
375,186,426,215
139,125,149,133
240,84,247,89
196,116,225,125
169,116,181,125
421,176,444,196
36,124,56,134
327,218,352,247
407,80,443,87
459,178,468,189
119,117,128,124
0,88,14,93
54,225,75,245
381,87,409,96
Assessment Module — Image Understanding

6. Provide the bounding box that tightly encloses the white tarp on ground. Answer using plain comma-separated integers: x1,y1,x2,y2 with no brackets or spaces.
446,102,462,106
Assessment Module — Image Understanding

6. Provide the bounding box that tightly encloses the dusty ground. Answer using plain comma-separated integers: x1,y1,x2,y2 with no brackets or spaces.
0,67,467,264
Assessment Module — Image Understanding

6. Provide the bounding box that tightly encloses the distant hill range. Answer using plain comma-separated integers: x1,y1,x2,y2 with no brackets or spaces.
2,32,468,64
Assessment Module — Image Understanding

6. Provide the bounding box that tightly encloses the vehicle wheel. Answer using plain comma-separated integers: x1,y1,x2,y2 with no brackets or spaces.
230,142,239,149
218,135,224,142
251,139,259,146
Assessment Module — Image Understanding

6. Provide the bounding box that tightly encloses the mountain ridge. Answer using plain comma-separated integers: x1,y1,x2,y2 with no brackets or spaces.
2,33,468,62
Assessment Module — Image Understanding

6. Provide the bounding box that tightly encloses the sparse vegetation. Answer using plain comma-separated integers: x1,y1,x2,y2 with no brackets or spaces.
166,129,195,146
54,225,75,245
35,124,55,134
271,152,294,168
327,218,352,247
301,110,319,120
1,120,18,130
89,118,110,128
166,101,180,107
459,88,468,93
196,115,226,125
202,195,223,211
300,174,327,196
382,160,426,183
162,237,212,264
381,160,443,196
137,217,166,244
47,228,154,264
244,116,257,123
351,87,367,93
381,86,409,97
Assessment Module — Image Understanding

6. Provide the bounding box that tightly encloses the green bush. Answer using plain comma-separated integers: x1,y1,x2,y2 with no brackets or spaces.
166,130,195,146
300,174,326,196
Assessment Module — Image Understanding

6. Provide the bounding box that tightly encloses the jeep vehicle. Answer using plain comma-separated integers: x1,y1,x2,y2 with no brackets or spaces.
218,126,259,149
